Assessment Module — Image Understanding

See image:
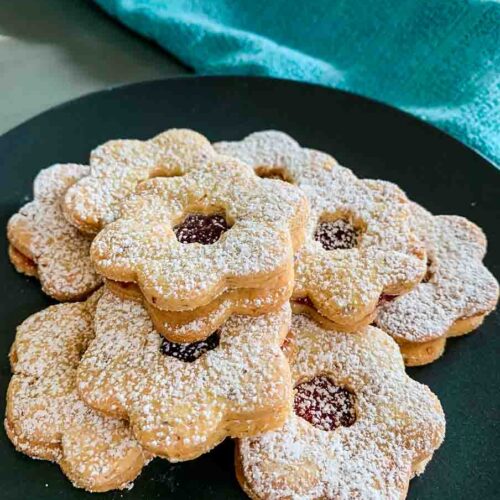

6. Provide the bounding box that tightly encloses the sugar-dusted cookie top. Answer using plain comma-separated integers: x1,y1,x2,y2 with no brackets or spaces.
7,164,102,301
141,276,293,342
237,314,446,500
376,202,499,344
77,290,293,462
90,153,309,311
5,290,150,492
215,131,425,327
63,129,214,233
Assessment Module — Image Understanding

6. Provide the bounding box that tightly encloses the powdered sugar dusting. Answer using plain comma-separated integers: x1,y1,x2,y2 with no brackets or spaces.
6,290,149,492
376,202,499,342
90,154,308,311
77,291,292,461
144,281,292,341
215,131,425,326
314,219,361,250
63,129,215,233
294,376,356,431
238,314,446,499
7,164,102,301
160,331,220,362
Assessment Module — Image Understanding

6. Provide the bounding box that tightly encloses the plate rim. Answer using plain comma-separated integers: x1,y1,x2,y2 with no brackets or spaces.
0,74,498,172
0,73,499,500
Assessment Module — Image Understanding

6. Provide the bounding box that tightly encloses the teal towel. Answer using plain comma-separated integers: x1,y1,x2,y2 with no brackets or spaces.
94,0,500,166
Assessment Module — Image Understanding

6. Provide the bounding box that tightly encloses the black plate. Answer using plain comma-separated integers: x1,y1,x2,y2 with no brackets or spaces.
0,76,498,499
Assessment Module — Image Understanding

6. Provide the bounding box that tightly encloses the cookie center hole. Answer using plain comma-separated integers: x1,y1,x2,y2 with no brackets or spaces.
294,376,357,431
314,218,361,251
160,331,220,363
254,166,293,183
174,213,230,245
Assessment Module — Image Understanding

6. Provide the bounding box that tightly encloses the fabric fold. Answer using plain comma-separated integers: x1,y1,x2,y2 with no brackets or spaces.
94,0,500,166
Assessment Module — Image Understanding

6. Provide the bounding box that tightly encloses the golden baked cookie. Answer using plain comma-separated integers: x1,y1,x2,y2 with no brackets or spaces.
77,290,293,462
236,314,446,499
90,153,309,341
376,202,499,366
215,131,426,331
8,244,38,277
63,128,213,233
7,164,102,301
106,274,293,343
5,290,150,492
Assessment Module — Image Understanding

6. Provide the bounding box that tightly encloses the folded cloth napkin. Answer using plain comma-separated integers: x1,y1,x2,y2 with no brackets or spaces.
95,0,500,166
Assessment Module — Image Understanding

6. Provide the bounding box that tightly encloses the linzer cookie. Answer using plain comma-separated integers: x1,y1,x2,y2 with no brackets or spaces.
63,128,213,233
5,291,150,492
236,314,446,499
376,203,499,366
90,153,308,341
215,131,426,331
107,274,293,343
7,164,102,300
77,290,293,462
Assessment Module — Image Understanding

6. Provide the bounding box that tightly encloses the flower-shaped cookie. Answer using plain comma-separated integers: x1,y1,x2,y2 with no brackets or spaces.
7,164,102,301
77,290,293,462
107,273,293,343
5,290,150,492
90,153,308,339
236,314,446,499
63,128,214,233
215,131,426,331
376,203,499,366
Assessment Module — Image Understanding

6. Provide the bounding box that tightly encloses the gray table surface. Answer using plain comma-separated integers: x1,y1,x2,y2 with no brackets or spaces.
0,0,188,135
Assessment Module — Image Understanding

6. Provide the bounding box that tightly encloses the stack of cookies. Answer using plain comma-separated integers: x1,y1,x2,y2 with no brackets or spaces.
5,129,498,497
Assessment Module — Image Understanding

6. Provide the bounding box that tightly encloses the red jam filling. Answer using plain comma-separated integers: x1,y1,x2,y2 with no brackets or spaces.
314,219,360,250
294,296,314,307
294,376,356,431
174,213,230,245
160,331,220,362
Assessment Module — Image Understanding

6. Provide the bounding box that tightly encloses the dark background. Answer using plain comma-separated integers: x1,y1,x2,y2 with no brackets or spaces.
0,77,498,499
